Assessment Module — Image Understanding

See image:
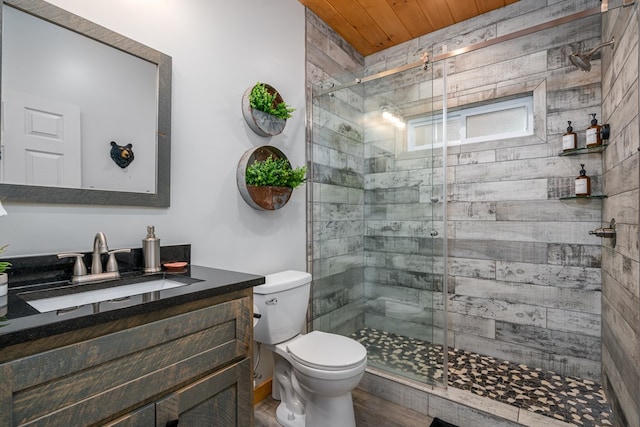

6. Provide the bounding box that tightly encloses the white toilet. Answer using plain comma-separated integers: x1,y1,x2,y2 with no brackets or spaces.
253,270,367,427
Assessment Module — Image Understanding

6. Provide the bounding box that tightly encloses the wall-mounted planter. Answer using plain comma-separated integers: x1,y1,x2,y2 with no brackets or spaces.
245,185,292,210
237,145,292,210
241,84,287,137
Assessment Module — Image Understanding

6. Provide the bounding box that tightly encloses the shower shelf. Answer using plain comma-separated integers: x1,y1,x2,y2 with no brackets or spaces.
558,144,608,156
559,195,607,201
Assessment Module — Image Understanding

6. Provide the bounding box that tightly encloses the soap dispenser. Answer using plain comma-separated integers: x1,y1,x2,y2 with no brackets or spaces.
142,225,161,273
575,164,591,197
562,121,577,151
586,113,602,148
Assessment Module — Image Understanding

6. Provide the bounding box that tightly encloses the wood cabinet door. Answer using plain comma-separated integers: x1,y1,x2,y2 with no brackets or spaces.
155,358,253,427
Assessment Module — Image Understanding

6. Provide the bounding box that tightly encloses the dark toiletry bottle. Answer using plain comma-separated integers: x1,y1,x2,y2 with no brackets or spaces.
586,113,602,148
562,121,577,151
575,164,591,197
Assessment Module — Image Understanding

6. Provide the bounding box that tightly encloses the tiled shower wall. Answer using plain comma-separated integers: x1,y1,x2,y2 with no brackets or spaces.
307,0,606,381
601,2,640,427
364,0,605,381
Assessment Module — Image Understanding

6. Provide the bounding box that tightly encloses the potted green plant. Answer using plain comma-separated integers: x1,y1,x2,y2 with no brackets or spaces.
0,244,11,296
237,146,306,210
245,155,306,210
242,82,295,137
245,155,306,188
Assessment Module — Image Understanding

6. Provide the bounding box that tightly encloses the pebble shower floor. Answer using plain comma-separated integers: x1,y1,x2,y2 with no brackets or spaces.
351,328,613,427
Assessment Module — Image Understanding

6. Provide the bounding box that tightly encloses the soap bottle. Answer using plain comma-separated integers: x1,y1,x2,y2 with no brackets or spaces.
586,113,602,148
142,225,161,273
562,121,577,151
575,164,591,197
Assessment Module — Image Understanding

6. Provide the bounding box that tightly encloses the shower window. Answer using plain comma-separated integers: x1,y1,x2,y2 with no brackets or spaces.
407,95,533,151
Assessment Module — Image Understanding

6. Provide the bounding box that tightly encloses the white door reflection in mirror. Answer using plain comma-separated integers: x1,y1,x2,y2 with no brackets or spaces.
2,4,157,194
2,91,81,187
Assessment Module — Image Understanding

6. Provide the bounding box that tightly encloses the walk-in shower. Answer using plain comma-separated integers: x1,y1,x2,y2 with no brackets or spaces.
308,5,614,423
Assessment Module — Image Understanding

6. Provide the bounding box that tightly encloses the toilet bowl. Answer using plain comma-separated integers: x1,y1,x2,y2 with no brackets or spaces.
253,271,367,427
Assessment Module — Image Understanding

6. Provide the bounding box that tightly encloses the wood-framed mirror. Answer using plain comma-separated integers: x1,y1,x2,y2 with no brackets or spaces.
0,0,172,207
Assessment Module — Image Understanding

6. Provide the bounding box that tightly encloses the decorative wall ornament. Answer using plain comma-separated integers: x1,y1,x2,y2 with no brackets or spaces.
236,145,306,211
242,83,294,137
110,141,135,168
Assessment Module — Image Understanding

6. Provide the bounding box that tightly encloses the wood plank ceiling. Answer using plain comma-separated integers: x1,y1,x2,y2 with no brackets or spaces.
299,0,520,56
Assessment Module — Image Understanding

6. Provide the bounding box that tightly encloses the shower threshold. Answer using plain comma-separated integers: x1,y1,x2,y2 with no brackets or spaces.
351,328,613,427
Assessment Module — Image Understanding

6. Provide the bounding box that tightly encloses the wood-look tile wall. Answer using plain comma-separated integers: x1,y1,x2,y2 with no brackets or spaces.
601,2,640,426
362,0,604,381
307,0,607,381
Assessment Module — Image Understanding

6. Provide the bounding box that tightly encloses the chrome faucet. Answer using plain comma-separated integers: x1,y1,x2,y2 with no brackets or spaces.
58,232,130,285
92,232,109,274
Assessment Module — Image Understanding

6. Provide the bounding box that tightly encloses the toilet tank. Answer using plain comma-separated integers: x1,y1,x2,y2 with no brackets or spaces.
253,270,312,345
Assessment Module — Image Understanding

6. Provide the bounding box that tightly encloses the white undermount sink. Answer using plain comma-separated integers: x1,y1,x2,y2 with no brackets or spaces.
24,278,189,313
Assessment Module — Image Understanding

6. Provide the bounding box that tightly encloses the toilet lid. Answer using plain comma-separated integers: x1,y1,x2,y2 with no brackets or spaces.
286,331,367,371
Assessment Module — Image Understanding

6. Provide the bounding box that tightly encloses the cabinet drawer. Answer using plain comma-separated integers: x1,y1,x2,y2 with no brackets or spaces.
1,294,252,426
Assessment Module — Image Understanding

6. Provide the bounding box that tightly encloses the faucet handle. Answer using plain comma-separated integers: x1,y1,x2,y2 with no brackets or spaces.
106,248,132,273
58,253,87,277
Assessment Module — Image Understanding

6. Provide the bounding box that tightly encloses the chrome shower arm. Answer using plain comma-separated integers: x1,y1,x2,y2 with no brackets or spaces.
586,38,615,56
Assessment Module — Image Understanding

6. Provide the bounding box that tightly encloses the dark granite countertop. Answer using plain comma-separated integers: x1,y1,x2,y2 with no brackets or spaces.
0,264,264,349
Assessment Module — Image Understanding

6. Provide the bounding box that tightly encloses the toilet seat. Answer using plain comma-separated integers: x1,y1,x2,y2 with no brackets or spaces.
286,330,367,371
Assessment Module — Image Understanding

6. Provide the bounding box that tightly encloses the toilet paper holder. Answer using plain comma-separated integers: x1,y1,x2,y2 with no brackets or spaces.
589,218,616,247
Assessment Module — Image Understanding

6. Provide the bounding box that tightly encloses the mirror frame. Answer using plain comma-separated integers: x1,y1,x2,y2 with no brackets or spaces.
0,0,172,207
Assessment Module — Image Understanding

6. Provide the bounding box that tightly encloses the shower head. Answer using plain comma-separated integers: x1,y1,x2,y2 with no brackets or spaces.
569,53,592,72
569,38,615,72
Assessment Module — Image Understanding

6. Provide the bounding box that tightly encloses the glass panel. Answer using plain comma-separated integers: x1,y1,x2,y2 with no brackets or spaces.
310,72,366,342
411,117,460,149
412,121,434,149
310,50,447,388
466,106,527,138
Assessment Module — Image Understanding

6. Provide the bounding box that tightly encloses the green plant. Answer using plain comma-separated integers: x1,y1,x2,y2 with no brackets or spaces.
249,83,295,119
0,244,10,274
246,155,306,188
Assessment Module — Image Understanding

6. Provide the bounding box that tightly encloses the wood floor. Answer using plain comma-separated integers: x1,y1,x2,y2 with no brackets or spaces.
254,388,433,427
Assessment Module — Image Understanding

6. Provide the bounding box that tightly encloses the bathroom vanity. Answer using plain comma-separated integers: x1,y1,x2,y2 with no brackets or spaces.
0,263,264,426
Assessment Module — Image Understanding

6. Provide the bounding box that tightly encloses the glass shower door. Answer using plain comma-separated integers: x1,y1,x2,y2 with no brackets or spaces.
310,52,448,388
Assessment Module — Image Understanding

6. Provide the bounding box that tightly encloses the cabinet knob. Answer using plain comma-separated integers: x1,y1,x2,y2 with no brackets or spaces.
166,420,179,427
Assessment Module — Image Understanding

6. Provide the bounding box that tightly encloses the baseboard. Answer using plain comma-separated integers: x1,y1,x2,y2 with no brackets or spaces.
254,378,273,404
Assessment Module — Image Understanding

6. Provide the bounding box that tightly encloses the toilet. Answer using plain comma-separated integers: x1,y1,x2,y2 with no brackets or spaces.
253,270,367,427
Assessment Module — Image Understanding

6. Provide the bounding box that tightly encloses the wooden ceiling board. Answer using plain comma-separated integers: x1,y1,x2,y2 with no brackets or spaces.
299,0,377,54
477,0,508,15
416,0,457,30
386,0,436,38
356,0,413,44
300,0,520,56
325,0,394,51
446,0,480,23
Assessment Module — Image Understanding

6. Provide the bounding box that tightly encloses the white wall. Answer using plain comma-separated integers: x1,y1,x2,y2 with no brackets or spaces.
0,0,307,276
